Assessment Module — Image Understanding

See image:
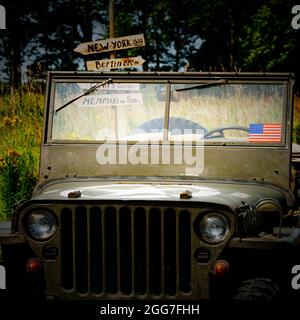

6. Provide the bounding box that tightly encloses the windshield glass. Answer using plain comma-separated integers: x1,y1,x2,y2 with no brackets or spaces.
52,82,165,141
51,80,284,144
170,83,284,143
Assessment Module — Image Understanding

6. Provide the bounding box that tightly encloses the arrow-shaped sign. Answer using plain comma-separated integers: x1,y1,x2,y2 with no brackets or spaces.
86,56,146,71
74,34,145,55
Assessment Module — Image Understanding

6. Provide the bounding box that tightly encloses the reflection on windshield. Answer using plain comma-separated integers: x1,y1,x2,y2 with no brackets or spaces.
52,82,166,141
52,81,284,144
55,78,112,113
170,83,283,143
175,79,228,92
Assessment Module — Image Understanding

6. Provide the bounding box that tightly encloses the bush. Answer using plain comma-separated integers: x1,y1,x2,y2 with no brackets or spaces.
0,150,38,219
293,124,300,144
0,86,43,220
294,95,300,144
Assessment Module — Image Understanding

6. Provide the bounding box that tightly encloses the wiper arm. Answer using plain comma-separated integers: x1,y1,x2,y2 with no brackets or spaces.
176,79,228,92
56,78,112,112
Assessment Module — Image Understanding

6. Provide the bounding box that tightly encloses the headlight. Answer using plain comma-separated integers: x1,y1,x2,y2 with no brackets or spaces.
199,213,229,244
27,210,57,241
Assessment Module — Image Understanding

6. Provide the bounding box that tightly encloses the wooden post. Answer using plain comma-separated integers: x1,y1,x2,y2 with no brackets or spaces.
109,0,116,59
109,0,117,138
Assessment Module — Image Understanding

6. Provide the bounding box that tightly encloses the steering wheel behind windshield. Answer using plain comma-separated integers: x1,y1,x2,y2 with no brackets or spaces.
204,125,249,139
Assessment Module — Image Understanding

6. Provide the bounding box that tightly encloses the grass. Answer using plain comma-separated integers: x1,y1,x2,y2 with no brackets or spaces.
170,85,283,131
293,95,300,143
0,85,44,220
52,83,166,140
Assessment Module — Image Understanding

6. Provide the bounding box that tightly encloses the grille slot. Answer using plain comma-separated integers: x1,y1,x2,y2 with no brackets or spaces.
179,210,191,293
75,206,88,293
134,207,147,294
164,209,176,295
90,206,103,293
60,205,192,297
149,208,161,295
104,207,117,294
60,208,73,290
119,207,132,294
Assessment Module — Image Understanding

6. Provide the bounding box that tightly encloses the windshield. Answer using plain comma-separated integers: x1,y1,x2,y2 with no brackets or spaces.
51,80,285,144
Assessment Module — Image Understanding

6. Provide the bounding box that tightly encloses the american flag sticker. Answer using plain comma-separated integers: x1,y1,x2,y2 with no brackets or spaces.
249,123,282,142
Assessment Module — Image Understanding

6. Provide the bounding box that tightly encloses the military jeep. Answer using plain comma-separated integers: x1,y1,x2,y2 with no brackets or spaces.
1,71,300,300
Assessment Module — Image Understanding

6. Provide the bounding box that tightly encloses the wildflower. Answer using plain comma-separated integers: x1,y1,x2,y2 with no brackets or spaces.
3,117,12,127
7,149,21,158
12,116,21,125
0,156,4,170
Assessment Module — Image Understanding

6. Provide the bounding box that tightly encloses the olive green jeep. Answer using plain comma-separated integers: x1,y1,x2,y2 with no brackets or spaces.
1,71,300,300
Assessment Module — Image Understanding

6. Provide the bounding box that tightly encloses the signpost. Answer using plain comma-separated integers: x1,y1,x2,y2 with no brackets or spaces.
72,0,146,139
74,0,146,72
86,57,145,71
74,34,145,55
109,0,116,59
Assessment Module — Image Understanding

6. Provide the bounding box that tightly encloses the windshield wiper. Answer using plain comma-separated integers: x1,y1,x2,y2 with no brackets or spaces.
56,78,112,112
176,79,229,92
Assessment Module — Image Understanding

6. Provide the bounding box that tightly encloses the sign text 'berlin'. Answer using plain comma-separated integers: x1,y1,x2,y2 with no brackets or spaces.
86,57,145,71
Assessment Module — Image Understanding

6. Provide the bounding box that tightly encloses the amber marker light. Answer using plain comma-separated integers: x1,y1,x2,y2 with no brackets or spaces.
26,258,42,274
211,260,230,276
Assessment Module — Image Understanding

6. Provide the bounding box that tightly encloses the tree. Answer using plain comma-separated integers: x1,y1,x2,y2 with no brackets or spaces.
239,1,300,72
0,0,300,90
0,0,43,90
187,0,269,71
0,0,109,87
115,0,202,71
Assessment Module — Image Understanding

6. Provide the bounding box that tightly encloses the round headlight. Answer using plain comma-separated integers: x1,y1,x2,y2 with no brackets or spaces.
200,213,229,244
27,210,57,240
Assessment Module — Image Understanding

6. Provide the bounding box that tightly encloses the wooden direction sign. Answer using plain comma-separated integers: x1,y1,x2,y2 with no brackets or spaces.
86,56,145,71
74,34,145,55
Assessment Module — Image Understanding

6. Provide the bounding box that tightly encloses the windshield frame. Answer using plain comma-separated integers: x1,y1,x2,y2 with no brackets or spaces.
46,72,291,148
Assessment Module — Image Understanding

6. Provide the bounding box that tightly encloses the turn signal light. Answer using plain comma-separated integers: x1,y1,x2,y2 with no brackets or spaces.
26,258,42,274
211,260,229,276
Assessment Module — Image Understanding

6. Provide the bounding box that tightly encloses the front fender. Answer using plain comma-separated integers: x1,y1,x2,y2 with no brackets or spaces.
0,221,25,245
228,227,300,250
0,221,44,295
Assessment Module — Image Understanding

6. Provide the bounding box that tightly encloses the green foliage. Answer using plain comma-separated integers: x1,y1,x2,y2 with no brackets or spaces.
293,124,300,144
1,0,300,86
0,150,38,219
293,96,300,144
239,3,297,71
0,86,44,220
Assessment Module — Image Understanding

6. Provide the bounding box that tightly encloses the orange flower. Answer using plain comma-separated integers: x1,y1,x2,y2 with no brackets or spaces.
0,156,5,169
12,116,20,125
3,117,12,127
7,149,21,158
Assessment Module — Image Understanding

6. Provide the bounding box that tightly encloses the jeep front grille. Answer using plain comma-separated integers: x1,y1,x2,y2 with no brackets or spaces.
60,205,192,298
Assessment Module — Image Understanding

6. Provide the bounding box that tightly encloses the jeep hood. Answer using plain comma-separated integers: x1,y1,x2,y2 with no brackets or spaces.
33,180,292,210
